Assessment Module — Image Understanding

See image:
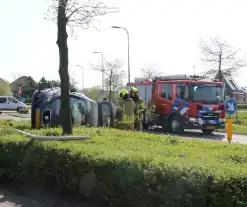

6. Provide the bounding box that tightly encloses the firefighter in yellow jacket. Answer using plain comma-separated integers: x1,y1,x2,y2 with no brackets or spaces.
130,87,145,131
115,89,136,130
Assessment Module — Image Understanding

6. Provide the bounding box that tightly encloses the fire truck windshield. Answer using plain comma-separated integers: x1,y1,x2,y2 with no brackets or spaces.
190,83,224,104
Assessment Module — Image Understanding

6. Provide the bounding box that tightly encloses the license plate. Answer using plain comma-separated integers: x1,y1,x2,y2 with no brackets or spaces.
206,126,215,129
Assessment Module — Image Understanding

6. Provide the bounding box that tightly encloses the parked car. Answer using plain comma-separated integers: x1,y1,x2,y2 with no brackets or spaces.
31,88,115,128
0,96,27,112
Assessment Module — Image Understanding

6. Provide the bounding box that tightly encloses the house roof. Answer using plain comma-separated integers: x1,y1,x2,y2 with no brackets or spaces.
10,76,38,91
215,73,245,93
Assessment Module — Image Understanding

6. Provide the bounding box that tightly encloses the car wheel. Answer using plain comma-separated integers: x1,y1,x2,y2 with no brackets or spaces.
16,107,20,112
169,115,184,134
202,129,214,135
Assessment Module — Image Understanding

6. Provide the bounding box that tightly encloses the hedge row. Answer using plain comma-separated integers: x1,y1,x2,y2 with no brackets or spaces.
1,122,247,206
238,104,247,109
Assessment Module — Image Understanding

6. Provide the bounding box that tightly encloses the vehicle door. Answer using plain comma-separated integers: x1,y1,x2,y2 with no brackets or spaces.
157,82,173,115
7,97,19,110
0,97,8,110
174,83,189,116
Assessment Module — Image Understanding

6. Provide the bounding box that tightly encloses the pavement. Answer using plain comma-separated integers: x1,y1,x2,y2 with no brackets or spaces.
0,111,31,121
0,186,99,207
0,187,43,207
178,129,247,144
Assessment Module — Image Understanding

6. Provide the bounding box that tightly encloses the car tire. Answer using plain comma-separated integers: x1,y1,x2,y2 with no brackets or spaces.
168,115,184,134
16,107,20,112
202,129,214,135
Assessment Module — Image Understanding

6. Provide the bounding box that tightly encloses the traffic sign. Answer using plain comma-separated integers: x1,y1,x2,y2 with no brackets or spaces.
225,98,237,115
17,88,23,95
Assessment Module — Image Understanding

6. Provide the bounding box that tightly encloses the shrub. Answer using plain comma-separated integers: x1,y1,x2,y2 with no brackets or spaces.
0,80,11,96
1,123,247,206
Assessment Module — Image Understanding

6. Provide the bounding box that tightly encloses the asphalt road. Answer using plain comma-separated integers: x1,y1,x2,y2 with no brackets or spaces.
1,111,247,144
177,129,247,144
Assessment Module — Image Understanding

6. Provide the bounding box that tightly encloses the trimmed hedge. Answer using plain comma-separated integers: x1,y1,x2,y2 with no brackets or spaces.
1,122,247,206
238,104,247,110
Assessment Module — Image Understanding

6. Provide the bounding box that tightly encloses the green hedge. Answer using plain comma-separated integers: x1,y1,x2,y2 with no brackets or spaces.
238,104,247,109
1,123,247,206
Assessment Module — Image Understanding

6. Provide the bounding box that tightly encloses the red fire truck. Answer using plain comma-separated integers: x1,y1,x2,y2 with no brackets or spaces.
126,74,226,134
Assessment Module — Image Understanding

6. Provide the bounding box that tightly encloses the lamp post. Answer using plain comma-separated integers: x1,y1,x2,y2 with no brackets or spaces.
111,26,130,83
92,51,104,90
76,65,84,90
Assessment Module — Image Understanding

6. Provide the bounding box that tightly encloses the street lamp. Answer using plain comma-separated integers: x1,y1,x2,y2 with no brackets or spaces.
92,51,104,90
111,25,130,83
76,65,84,90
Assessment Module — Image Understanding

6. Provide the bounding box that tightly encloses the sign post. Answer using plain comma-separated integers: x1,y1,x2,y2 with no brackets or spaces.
225,98,237,143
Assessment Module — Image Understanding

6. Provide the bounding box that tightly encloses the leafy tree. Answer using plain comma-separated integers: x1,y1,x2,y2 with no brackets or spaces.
86,87,101,101
0,81,11,96
38,77,50,89
49,80,60,87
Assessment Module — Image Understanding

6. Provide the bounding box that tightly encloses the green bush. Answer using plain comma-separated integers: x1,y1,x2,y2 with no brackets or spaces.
1,123,247,206
238,104,247,109
0,81,11,96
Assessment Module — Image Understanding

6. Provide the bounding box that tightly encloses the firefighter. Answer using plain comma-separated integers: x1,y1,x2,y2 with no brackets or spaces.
129,87,145,131
115,89,135,130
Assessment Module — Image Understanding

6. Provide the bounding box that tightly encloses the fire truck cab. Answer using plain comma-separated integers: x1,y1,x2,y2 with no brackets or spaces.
127,74,226,134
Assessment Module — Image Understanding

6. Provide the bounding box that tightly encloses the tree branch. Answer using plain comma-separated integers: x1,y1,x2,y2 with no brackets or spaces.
45,0,118,35
200,36,246,79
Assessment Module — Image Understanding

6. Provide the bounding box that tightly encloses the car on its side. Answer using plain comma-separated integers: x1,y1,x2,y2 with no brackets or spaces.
31,88,116,128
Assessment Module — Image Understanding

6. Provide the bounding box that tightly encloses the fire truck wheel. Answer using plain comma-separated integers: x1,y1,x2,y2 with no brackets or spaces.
201,129,214,134
169,115,184,134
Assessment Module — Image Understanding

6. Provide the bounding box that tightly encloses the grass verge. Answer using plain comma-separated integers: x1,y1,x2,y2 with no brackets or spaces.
1,120,247,206
216,124,247,135
238,104,247,110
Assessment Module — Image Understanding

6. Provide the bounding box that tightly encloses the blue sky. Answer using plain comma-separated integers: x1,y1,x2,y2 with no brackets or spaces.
1,0,247,88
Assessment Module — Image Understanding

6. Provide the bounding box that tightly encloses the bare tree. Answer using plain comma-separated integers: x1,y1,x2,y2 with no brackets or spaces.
200,36,246,81
91,59,125,101
46,0,117,134
140,65,161,78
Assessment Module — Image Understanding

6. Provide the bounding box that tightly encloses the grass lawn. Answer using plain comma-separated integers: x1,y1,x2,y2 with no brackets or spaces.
25,103,31,110
217,124,247,135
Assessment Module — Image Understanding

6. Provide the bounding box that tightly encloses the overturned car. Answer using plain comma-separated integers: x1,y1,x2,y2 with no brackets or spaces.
31,88,116,129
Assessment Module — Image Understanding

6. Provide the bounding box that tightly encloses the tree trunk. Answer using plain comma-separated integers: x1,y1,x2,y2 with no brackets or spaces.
56,1,72,134
218,54,222,82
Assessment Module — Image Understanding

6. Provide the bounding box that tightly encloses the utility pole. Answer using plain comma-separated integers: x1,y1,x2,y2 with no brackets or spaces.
111,26,130,83
76,65,84,90
92,51,104,90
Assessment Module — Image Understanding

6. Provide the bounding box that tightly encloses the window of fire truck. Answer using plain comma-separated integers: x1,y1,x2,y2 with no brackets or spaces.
146,85,152,103
190,84,224,103
175,84,189,100
161,83,172,100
